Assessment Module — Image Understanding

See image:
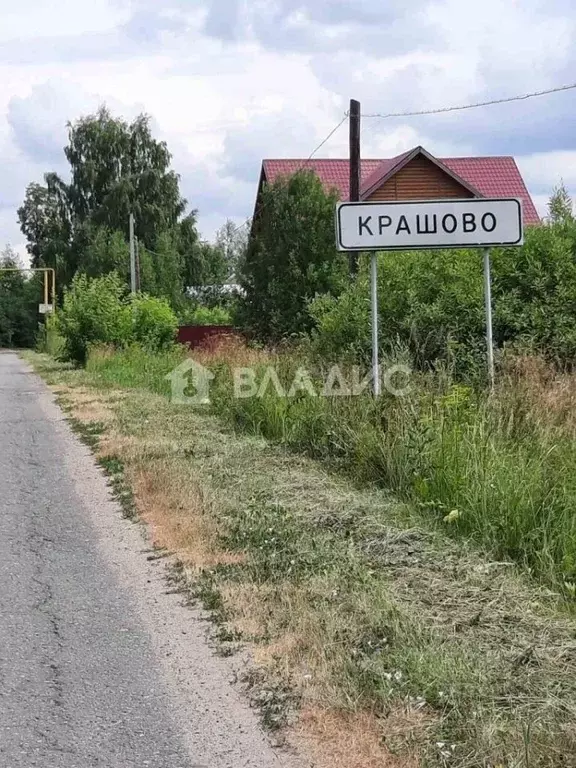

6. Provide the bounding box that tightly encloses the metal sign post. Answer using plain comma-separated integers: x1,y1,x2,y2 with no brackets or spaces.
483,248,495,388
335,197,524,390
370,253,380,396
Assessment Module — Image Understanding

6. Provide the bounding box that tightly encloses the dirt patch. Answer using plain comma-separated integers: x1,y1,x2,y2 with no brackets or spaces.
294,708,425,768
53,385,123,425
128,462,244,569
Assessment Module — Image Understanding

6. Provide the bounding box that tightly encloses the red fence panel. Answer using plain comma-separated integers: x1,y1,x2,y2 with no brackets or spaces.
176,325,241,350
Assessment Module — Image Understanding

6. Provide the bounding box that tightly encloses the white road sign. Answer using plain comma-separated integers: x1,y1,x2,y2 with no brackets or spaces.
336,198,523,251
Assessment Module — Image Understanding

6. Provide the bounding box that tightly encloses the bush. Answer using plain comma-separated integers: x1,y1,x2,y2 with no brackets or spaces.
492,220,576,362
36,313,64,357
57,272,132,364
131,294,178,350
180,304,232,326
308,284,372,364
308,221,576,380
309,247,485,379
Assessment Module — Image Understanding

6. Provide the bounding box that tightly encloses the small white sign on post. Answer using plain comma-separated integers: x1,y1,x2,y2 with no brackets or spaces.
38,304,54,315
335,198,525,394
336,198,523,251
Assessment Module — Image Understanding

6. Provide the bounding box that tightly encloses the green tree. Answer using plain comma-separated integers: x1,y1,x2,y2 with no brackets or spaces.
80,226,130,279
240,170,346,341
139,230,183,305
18,106,201,300
177,212,226,289
18,182,73,292
57,108,185,245
548,182,574,224
214,218,248,279
0,247,42,348
179,211,202,288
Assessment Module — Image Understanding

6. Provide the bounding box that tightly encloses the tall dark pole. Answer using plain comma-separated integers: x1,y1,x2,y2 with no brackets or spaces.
135,236,141,293
348,98,361,277
129,213,136,294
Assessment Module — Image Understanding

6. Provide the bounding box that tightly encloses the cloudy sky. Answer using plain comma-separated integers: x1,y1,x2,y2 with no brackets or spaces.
1,0,575,255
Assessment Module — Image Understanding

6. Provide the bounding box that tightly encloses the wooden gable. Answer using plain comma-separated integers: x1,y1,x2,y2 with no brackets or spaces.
366,154,476,202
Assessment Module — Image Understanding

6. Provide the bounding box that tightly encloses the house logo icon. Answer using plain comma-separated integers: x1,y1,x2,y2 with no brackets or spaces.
165,359,215,405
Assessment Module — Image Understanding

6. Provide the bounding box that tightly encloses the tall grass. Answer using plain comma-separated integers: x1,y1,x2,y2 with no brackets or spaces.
86,341,576,592
86,343,186,396
213,368,576,589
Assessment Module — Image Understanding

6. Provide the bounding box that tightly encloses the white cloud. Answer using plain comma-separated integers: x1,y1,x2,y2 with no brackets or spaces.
517,152,576,216
0,0,127,41
0,0,573,246
201,0,430,55
7,81,95,167
517,152,576,191
0,206,28,254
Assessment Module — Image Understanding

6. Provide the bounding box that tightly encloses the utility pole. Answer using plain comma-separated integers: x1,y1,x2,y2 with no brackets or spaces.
349,98,379,394
135,236,141,293
129,213,136,294
348,98,361,277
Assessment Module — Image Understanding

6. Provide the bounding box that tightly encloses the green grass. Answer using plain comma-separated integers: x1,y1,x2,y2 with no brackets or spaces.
79,343,576,594
85,343,186,395
25,349,576,766
216,368,576,592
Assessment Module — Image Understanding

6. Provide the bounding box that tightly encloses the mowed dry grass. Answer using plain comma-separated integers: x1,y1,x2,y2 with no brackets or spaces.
49,377,420,767
28,351,576,768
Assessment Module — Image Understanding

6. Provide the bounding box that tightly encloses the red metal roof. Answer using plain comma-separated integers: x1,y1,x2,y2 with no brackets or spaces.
262,151,540,226
262,158,381,200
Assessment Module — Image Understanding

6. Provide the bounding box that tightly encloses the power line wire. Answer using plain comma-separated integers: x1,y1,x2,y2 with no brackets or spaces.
193,81,575,258
303,113,349,161
230,84,574,237
230,112,349,236
199,83,574,247
361,82,576,121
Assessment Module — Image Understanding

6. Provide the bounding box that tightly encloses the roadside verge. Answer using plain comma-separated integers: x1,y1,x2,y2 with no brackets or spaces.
25,351,576,768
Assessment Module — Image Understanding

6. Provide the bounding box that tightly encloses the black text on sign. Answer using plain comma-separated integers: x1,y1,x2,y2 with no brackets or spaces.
336,199,523,251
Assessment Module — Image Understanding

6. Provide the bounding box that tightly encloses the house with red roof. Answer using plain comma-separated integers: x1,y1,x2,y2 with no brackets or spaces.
255,146,539,227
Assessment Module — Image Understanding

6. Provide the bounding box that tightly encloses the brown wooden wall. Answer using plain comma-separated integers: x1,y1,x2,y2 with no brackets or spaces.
366,156,475,201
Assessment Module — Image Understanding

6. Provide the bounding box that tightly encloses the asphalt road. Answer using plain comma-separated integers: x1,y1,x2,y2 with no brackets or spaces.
0,352,293,768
